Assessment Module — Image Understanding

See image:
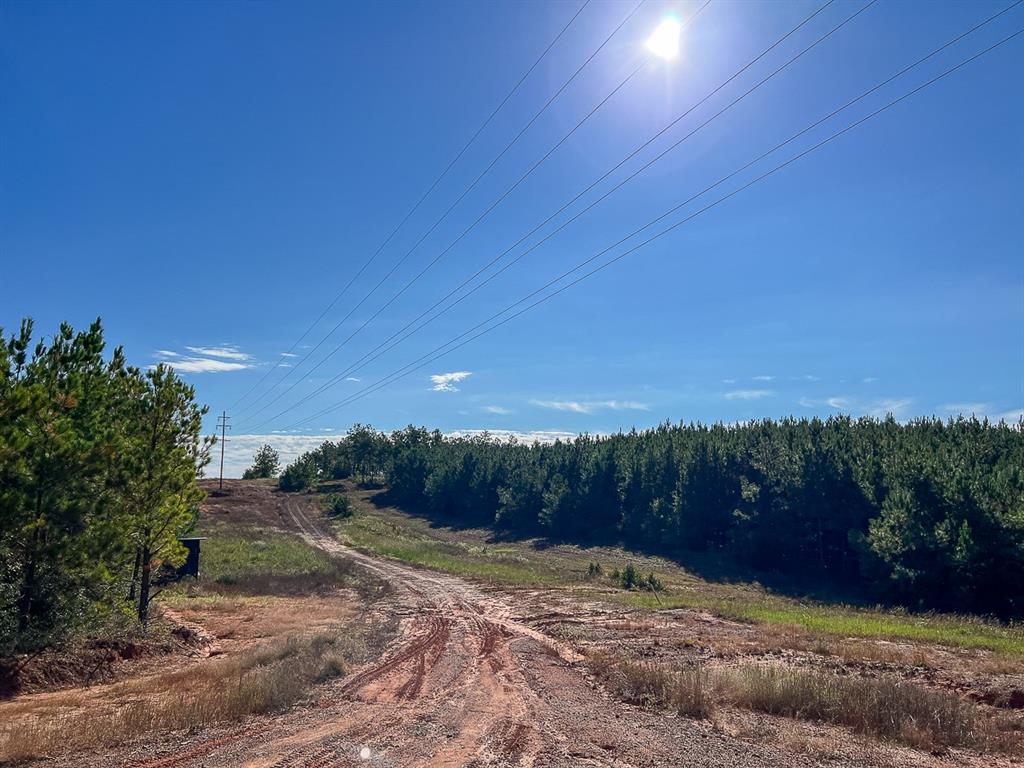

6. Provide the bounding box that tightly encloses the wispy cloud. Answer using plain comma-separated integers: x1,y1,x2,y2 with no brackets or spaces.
937,403,1023,423
430,371,472,392
346,377,361,382
160,357,252,373
153,344,255,374
447,429,586,444
938,402,991,416
185,345,251,361
722,378,737,384
483,405,513,415
800,395,913,418
280,352,298,358
862,377,878,384
752,375,775,382
530,399,650,414
724,389,773,401
866,398,914,418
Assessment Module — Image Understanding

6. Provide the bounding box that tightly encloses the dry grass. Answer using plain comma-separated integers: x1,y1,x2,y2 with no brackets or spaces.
587,652,713,718
716,666,975,751
0,617,392,762
587,653,1023,755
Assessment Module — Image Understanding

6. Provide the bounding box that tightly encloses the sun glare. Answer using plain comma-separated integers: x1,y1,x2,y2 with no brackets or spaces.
645,17,681,61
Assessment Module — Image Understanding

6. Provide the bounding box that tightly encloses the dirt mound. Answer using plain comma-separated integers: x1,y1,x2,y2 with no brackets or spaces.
0,612,215,699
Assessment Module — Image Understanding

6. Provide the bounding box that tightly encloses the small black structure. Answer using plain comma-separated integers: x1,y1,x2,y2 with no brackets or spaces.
176,537,206,579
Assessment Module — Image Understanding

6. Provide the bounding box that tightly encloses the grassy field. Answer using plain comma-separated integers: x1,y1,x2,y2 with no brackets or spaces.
333,487,1024,658
196,522,341,584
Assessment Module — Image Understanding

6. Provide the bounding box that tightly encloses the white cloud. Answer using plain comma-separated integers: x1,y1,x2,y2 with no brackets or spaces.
208,433,336,478
160,357,251,373
280,352,299,358
186,345,251,361
483,405,513,415
800,395,912,418
722,378,737,384
752,375,775,382
724,389,773,401
154,344,255,374
447,429,586,444
936,403,1023,424
862,377,878,384
938,402,991,416
213,429,593,478
530,399,650,414
430,371,472,392
865,398,914,419
346,377,361,382
995,408,1024,423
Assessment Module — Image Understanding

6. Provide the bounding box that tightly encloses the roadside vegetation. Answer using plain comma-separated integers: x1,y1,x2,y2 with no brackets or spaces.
0,620,391,762
586,654,1023,754
0,319,211,658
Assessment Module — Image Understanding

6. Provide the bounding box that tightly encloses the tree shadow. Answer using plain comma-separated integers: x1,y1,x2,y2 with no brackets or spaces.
361,486,868,606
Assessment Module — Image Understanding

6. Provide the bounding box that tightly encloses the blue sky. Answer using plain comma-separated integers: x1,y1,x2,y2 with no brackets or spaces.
2,0,1022,474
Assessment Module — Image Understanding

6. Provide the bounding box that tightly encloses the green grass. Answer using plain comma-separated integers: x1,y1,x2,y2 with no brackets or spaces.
608,591,1024,656
331,489,1024,657
332,510,561,586
198,526,337,582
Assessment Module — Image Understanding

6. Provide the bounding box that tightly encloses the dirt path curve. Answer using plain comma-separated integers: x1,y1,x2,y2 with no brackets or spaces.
128,486,824,768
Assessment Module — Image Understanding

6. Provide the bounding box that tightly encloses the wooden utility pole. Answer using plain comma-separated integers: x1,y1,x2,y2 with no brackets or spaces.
217,410,230,490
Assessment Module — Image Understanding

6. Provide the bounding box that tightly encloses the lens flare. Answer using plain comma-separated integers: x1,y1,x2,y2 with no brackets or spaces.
645,17,682,60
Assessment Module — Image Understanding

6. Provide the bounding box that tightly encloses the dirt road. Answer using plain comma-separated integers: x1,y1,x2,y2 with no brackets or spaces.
127,486,825,768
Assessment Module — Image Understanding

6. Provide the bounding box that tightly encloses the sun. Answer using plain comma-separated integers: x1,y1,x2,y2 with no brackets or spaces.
645,17,682,61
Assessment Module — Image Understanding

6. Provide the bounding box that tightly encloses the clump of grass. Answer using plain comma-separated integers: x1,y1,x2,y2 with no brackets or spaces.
718,666,981,750
588,653,712,718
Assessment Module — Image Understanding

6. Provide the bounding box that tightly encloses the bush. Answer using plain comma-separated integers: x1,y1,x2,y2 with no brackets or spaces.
615,563,662,592
324,494,353,518
242,444,280,479
586,561,603,579
278,456,319,492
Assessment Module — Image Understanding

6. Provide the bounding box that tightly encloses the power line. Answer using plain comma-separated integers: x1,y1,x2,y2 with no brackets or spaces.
229,0,591,412
236,0,682,427
235,0,648,420
289,24,1024,429
248,0,862,429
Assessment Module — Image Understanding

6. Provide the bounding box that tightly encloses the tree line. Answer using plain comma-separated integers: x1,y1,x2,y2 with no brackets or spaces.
279,418,1024,618
0,319,210,654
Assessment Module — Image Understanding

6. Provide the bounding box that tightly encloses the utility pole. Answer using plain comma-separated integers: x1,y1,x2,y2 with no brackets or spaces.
217,411,230,490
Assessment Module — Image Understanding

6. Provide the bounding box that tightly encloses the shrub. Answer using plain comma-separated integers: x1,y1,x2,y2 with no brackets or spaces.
615,563,662,592
324,494,354,518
